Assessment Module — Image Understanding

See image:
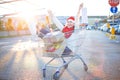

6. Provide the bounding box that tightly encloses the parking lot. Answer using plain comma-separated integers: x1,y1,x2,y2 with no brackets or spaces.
0,30,120,80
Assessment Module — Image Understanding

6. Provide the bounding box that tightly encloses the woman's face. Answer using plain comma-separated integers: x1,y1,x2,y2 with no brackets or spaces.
66,20,74,28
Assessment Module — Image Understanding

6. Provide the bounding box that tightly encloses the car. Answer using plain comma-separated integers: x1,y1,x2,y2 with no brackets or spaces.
86,25,92,30
100,23,109,32
116,25,120,34
100,23,117,32
97,26,101,30
109,24,120,34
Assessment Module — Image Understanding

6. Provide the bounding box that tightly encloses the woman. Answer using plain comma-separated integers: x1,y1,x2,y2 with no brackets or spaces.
62,16,75,38
62,3,83,39
62,3,83,55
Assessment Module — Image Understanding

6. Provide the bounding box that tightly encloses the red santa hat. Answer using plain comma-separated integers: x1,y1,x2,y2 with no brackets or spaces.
67,16,75,23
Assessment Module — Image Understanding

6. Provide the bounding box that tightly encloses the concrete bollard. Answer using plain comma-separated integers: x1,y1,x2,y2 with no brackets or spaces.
109,34,116,40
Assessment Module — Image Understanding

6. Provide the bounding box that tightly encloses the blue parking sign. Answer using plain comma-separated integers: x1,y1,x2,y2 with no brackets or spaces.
110,7,118,13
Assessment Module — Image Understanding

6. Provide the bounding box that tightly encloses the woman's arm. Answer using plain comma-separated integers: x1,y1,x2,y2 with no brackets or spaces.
77,3,83,18
75,3,83,29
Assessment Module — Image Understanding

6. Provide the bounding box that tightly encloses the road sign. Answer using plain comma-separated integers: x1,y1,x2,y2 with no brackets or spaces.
108,0,119,7
110,7,118,13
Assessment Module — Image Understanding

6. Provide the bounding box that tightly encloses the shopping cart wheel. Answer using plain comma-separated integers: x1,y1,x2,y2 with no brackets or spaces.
53,71,60,80
43,69,46,78
84,64,88,71
64,64,68,69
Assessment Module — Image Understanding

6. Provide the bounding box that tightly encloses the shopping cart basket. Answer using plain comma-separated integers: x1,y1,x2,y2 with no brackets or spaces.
41,29,88,80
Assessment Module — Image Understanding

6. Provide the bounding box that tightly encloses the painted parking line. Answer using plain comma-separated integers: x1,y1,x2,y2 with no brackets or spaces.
0,42,10,45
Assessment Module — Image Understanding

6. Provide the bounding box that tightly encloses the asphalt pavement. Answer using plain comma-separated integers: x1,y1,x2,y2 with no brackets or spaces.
0,30,120,80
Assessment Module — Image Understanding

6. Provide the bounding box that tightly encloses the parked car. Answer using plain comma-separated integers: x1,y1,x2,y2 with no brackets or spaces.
116,25,120,34
100,23,117,32
97,26,101,30
109,25,120,34
86,25,93,30
100,23,109,32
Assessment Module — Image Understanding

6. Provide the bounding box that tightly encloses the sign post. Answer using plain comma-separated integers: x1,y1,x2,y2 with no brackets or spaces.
110,6,118,25
109,0,119,25
108,0,119,40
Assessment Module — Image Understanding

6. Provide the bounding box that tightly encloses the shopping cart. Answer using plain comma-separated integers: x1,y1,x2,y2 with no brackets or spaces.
41,29,88,80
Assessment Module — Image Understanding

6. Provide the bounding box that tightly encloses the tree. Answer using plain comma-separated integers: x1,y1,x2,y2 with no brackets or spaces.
5,18,14,31
0,19,4,31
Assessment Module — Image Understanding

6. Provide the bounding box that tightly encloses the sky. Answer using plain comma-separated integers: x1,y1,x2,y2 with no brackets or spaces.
30,0,120,16
0,0,120,16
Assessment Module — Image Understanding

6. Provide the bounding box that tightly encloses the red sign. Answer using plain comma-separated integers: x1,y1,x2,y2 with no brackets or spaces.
108,0,119,7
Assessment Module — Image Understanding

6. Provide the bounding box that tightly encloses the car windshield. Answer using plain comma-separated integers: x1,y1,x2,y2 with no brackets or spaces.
110,23,117,26
114,25,119,28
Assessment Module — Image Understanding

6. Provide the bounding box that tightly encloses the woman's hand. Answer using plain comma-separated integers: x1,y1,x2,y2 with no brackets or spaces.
79,3,83,10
